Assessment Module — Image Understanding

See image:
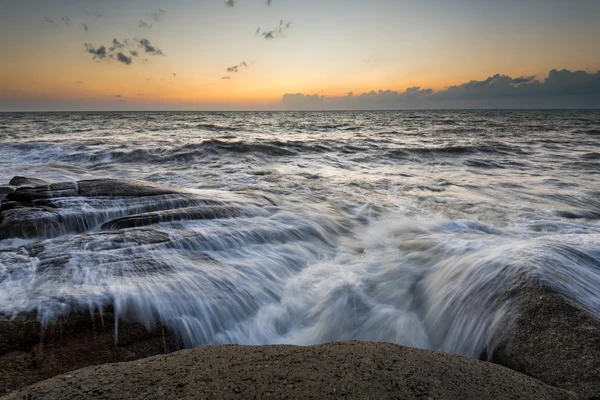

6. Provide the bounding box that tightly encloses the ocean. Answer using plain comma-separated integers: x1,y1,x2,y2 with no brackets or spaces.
1,110,599,359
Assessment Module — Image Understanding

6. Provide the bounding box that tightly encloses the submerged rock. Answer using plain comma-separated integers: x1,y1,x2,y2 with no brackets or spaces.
0,342,576,400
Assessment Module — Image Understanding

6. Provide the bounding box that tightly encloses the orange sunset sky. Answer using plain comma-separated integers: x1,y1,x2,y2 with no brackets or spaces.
1,0,599,110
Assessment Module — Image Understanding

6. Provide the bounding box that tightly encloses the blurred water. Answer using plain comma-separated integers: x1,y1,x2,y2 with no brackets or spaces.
0,110,599,358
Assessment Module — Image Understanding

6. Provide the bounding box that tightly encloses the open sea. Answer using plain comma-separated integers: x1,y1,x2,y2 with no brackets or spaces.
1,110,599,359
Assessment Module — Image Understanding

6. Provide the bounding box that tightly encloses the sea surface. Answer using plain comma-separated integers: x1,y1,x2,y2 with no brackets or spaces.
1,110,599,358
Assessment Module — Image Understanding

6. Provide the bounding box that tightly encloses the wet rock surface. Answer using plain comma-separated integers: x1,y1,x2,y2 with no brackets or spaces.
0,342,577,400
8,177,49,187
0,310,175,395
1,177,599,398
0,177,268,239
492,285,600,399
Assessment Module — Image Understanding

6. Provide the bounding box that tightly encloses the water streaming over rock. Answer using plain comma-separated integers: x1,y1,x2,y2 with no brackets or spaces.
1,110,599,359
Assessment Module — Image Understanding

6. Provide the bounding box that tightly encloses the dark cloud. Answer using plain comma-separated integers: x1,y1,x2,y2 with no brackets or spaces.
81,23,88,32
225,0,238,7
139,19,152,28
151,9,165,22
172,73,177,78
281,69,600,110
226,61,248,73
61,16,71,25
136,38,163,55
222,76,231,80
511,76,535,85
84,38,163,65
44,17,57,25
116,53,132,65
115,95,122,98
256,28,260,35
110,38,126,51
262,20,292,39
85,44,108,59
266,0,272,4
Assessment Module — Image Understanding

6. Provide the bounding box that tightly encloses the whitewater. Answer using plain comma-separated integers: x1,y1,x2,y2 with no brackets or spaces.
1,110,599,360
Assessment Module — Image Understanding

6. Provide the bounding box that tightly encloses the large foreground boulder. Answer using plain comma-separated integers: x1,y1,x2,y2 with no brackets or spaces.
1,342,576,400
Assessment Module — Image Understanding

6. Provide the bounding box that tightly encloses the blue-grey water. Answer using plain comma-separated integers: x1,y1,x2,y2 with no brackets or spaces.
1,110,599,358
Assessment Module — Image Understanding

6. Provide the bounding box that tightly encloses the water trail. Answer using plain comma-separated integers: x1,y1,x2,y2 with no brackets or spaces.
1,205,599,359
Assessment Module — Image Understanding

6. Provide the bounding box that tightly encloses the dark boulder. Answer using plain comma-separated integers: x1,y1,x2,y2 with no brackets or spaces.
492,285,600,399
8,177,48,187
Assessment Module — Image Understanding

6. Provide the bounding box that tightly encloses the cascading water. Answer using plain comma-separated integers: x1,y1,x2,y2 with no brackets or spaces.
1,110,600,361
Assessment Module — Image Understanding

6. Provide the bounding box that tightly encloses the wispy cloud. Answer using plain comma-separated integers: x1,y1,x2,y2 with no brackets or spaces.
172,73,177,78
139,19,152,28
151,9,165,22
222,76,231,80
81,23,88,32
85,44,108,59
44,17,57,25
136,38,163,55
261,20,292,39
84,11,102,18
75,81,84,84
115,94,122,98
226,61,248,73
61,16,71,25
225,0,239,7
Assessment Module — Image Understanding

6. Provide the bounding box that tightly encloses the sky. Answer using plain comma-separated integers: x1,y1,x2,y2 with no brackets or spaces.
0,0,599,110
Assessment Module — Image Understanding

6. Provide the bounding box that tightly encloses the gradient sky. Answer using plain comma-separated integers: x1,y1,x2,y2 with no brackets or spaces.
1,0,599,110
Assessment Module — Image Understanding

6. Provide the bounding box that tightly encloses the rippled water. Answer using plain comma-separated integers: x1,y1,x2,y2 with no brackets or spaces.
1,110,599,358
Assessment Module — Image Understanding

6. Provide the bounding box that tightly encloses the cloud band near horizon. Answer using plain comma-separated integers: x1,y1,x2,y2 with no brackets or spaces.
282,69,600,110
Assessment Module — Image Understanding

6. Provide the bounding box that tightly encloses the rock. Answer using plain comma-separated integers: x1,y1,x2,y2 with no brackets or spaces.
5,182,78,204
0,177,263,240
0,342,576,400
100,205,241,230
492,285,600,399
8,177,48,187
77,179,179,197
0,310,175,395
0,187,14,202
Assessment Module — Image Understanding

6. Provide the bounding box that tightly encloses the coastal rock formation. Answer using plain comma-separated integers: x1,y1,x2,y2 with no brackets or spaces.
492,285,600,399
0,177,267,239
0,310,176,395
1,342,577,400
1,177,599,398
